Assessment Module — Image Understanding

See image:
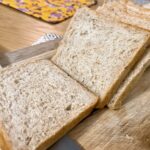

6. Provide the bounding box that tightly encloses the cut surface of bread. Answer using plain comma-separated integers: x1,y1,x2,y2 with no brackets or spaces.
0,59,97,150
52,7,150,108
108,47,150,109
97,1,150,31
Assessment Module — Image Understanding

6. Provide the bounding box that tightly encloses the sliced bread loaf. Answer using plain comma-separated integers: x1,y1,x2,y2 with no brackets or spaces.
0,59,97,150
108,47,150,109
97,1,150,31
52,7,150,108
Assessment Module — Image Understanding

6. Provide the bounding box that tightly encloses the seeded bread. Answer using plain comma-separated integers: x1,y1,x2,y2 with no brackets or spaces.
52,7,150,108
97,1,150,108
0,59,97,150
97,1,150,31
108,47,150,109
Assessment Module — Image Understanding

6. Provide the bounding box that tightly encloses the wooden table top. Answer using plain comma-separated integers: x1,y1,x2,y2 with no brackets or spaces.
0,0,102,52
0,4,66,51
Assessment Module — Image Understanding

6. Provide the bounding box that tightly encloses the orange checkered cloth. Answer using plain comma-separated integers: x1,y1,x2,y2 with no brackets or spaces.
0,0,96,23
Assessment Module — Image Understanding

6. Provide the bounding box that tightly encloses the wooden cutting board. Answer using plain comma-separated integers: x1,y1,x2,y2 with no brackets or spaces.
1,43,150,150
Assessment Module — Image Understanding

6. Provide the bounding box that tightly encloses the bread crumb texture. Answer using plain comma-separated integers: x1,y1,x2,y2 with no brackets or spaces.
53,7,150,105
0,59,96,150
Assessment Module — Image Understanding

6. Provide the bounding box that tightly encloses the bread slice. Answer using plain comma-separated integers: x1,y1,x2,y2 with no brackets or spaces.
97,1,150,109
52,7,150,108
97,1,150,31
0,59,97,150
108,47,150,109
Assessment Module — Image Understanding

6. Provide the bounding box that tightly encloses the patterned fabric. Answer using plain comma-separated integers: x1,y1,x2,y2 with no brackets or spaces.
0,0,96,23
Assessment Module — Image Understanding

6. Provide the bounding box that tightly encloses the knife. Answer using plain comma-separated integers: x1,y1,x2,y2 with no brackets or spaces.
49,135,84,150
0,39,83,150
0,39,60,67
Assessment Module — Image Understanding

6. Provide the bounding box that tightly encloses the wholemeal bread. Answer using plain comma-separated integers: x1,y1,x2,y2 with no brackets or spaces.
97,1,150,31
52,7,150,108
97,1,150,109
108,47,150,109
0,59,97,150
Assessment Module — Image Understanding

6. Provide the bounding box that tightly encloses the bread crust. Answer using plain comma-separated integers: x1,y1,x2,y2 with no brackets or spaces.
99,36,150,108
0,122,12,150
97,2,150,108
53,7,150,108
0,59,98,150
108,48,150,109
36,99,97,150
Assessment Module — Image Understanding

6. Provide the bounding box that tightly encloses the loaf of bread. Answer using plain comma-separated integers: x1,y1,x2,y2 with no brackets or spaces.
97,1,150,31
108,47,150,109
52,7,150,108
0,59,97,150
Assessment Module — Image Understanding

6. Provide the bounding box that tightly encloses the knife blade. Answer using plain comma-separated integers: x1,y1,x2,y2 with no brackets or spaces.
0,39,60,67
49,135,84,150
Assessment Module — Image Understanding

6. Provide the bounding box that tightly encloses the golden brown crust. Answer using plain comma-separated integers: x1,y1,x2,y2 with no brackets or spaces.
36,97,98,150
108,66,147,109
97,5,150,108
0,123,12,150
99,39,149,108
53,7,150,108
0,59,98,149
108,47,150,109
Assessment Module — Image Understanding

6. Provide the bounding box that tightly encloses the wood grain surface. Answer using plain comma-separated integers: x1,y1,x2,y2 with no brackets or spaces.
0,0,102,52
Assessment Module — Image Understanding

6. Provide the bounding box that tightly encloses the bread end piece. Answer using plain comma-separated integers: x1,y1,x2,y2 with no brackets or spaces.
37,99,97,150
0,59,98,150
